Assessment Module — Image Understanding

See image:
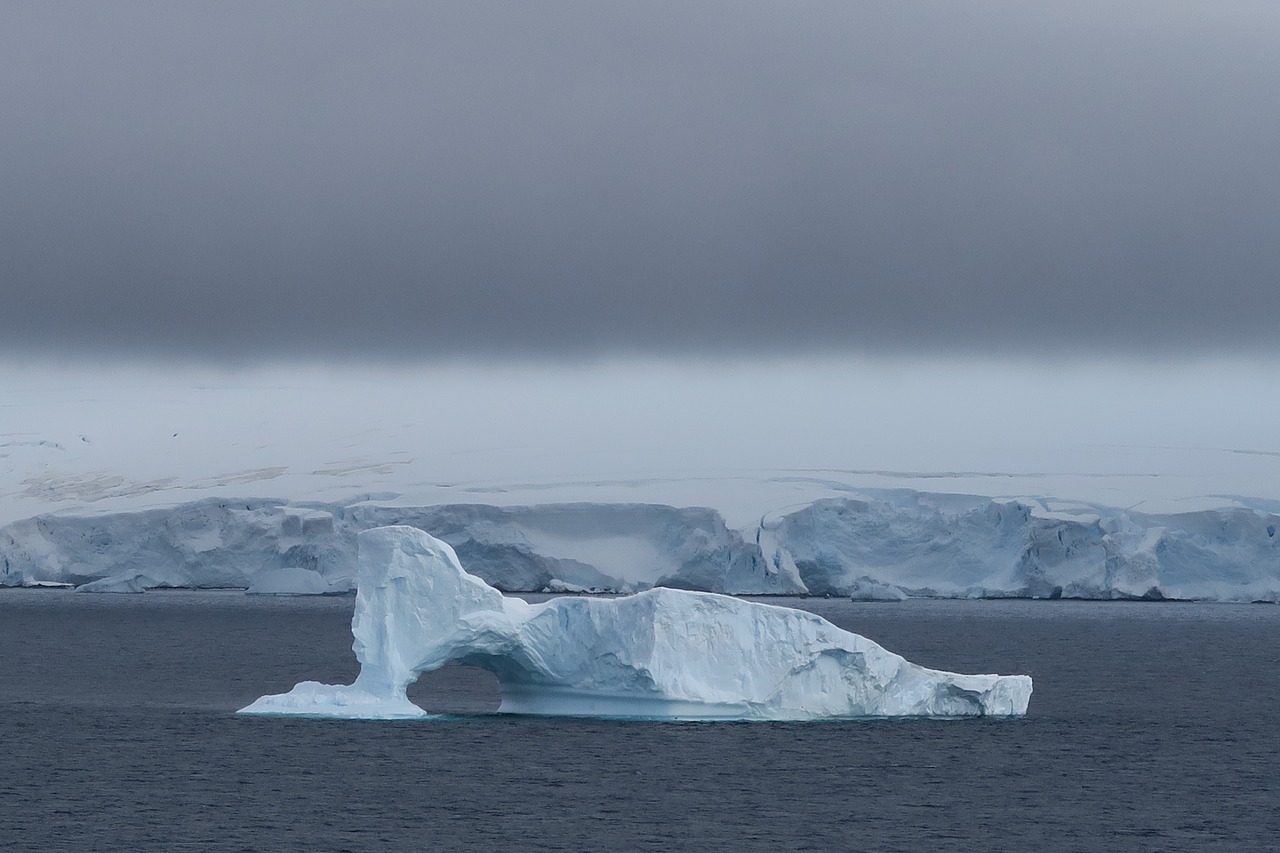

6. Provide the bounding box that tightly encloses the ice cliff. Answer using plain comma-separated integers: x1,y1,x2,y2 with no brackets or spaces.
0,500,779,594
239,526,1032,720
769,492,1280,601
3,491,1278,601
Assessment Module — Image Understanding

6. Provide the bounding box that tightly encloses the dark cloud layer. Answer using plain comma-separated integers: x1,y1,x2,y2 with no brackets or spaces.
3,1,1279,361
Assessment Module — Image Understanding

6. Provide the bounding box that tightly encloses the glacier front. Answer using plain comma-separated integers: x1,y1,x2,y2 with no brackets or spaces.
10,492,1280,601
239,526,1032,721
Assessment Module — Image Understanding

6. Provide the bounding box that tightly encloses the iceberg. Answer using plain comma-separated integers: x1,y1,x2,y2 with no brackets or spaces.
239,526,1032,721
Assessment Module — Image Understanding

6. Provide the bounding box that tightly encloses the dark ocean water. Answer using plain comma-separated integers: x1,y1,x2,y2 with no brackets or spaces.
2,590,1278,852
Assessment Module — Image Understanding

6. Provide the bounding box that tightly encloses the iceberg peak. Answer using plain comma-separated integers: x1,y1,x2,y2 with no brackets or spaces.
240,526,1032,720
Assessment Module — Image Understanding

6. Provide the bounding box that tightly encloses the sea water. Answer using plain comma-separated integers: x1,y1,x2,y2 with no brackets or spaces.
2,590,1278,851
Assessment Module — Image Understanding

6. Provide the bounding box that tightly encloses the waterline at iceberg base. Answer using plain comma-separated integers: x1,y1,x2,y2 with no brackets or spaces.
239,526,1032,721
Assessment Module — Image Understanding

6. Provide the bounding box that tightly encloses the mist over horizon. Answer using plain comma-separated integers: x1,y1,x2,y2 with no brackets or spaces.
4,1,1279,365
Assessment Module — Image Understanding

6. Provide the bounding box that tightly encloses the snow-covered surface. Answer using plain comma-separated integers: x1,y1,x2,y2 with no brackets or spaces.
4,360,1280,601
6,359,1280,528
240,526,1032,720
4,493,1278,601
771,493,1280,601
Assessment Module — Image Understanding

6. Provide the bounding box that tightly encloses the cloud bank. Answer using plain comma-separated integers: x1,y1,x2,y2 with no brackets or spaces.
3,2,1278,362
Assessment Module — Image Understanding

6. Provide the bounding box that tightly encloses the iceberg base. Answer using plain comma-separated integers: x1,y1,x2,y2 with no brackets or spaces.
239,681,433,720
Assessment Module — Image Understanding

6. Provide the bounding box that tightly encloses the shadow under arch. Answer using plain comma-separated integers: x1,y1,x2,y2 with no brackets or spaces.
406,660,503,715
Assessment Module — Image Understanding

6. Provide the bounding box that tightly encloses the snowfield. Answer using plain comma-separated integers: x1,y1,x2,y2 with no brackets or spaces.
4,360,1280,601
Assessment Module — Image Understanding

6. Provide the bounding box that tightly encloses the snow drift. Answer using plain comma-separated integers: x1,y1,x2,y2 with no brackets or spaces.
239,526,1032,720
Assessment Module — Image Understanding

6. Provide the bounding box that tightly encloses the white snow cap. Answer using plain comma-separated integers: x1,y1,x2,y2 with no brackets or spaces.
240,526,1032,721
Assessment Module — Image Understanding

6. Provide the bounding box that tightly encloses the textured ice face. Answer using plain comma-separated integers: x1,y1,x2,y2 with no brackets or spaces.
240,526,1032,721
8,492,1279,601
774,494,1280,601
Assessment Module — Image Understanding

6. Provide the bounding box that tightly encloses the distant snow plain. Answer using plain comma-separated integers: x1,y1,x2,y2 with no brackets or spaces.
4,358,1280,600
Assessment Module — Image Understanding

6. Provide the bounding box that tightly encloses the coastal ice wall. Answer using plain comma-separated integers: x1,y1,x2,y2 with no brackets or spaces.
3,491,1278,600
0,499,790,594
773,492,1280,602
0,500,349,592
341,502,788,593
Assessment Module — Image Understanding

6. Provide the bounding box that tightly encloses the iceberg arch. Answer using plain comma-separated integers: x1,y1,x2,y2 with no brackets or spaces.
239,526,1032,720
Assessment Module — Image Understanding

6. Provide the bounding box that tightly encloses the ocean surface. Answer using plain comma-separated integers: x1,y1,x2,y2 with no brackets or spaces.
2,590,1278,852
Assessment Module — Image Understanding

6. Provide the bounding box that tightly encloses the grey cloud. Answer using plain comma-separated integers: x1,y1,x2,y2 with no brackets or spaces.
3,1,1280,361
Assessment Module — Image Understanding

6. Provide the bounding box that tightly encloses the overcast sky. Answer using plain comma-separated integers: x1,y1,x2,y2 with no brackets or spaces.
3,1,1279,364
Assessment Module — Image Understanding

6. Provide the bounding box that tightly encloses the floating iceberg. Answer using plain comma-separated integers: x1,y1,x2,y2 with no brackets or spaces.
239,526,1032,721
